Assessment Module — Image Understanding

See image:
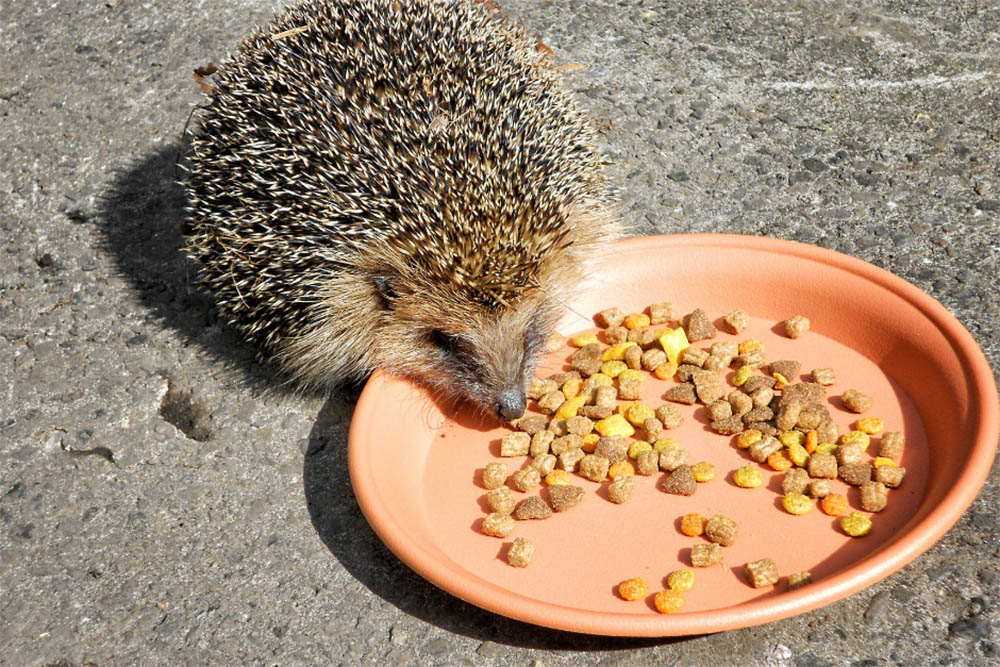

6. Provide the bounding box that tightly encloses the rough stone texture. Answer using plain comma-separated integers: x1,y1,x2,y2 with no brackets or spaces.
0,0,997,664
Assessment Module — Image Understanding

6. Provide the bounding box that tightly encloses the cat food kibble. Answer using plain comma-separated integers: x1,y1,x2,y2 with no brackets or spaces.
705,515,739,546
514,495,552,520
482,462,509,489
859,481,889,512
618,577,648,601
662,465,697,495
486,487,516,515
482,512,515,538
511,467,541,492
680,513,708,537
607,475,634,503
784,315,810,339
500,432,531,457
787,571,812,590
841,511,873,537
745,558,780,587
506,537,535,567
548,485,585,512
691,543,723,567
723,309,750,334
841,389,873,413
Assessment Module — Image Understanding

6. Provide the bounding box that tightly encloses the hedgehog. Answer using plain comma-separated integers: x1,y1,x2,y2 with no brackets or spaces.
181,0,620,420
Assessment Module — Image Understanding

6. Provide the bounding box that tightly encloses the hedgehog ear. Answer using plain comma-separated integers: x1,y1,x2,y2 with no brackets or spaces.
372,274,397,310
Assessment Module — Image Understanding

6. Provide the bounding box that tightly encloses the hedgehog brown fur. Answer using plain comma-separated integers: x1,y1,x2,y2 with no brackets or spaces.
182,0,620,419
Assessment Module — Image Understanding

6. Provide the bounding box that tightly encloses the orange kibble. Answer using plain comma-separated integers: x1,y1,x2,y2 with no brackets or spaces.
680,513,708,536
820,493,849,516
654,589,684,614
618,577,648,601
623,313,651,330
608,461,635,479
738,339,764,354
767,450,793,471
653,362,678,380
545,470,572,486
562,378,583,399
804,429,818,454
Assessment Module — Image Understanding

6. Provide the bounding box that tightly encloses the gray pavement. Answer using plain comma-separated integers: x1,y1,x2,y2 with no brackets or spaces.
1,0,998,665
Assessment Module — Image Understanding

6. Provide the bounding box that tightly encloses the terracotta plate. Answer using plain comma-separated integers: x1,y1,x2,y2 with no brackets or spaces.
348,234,998,636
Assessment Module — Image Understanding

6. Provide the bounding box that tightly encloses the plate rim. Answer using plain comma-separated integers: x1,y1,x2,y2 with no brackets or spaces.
348,233,999,636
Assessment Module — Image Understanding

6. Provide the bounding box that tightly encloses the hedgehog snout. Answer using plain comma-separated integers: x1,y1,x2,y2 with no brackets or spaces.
495,386,527,421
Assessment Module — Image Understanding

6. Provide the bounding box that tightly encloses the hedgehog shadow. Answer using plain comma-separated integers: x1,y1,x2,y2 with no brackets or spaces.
303,398,691,650
93,144,300,397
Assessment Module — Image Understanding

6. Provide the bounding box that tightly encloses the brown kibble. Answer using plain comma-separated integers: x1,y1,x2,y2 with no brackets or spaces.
536,390,565,415
779,382,826,408
691,543,723,567
675,364,700,383
595,437,627,464
528,377,559,400
817,417,839,445
711,415,745,435
769,360,801,381
859,481,888,512
873,465,906,488
547,418,568,436
811,367,836,386
748,435,782,463
529,430,554,457
784,315,810,339
636,449,659,475
565,416,593,436
530,453,557,477
742,375,776,394
617,377,643,400
679,347,710,367
836,443,865,465
692,370,725,403
551,434,583,455
747,422,778,436
641,348,668,371
578,405,612,420
775,399,803,432
578,454,610,482
557,447,585,472
807,479,832,498
782,468,809,494
640,417,663,443
569,343,603,377
607,475,634,503
741,406,774,425
841,389,873,413
605,325,628,345
655,403,684,429
548,370,581,386
595,307,625,328
662,465,697,495
796,402,829,430
482,512,514,537
706,400,734,422
515,415,549,435
704,515,739,546
548,484,584,511
734,350,766,369
702,354,729,372
729,390,753,416
482,462,509,489
684,308,718,341
514,495,552,520
500,432,531,457
664,383,697,405
659,447,689,472
723,310,750,334
879,432,905,460
710,341,739,365
511,467,541,491
745,558,780,588
486,486,516,515
624,344,643,370
649,302,673,325
839,462,873,486
750,386,775,409
506,537,535,567
807,453,838,479
627,326,659,349
787,571,812,590
594,385,617,408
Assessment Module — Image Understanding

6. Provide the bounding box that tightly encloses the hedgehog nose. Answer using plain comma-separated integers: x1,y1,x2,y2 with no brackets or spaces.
496,387,526,421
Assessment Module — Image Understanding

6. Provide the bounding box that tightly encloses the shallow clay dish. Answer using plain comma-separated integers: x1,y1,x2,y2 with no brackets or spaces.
348,234,998,636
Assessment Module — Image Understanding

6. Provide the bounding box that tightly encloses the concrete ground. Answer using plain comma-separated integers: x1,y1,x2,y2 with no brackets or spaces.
1,0,997,664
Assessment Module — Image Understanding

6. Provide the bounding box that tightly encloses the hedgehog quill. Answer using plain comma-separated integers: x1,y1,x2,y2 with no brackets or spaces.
182,0,620,420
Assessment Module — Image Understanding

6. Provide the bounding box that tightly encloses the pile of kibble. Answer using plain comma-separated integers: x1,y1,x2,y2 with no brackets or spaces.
477,302,907,613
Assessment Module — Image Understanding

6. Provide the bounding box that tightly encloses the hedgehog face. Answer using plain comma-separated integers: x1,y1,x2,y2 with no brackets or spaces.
370,272,562,422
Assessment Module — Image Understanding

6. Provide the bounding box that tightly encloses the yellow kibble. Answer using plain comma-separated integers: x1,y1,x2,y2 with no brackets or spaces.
625,402,655,427
872,456,896,468
653,362,678,380
856,417,885,434
768,450,793,471
570,332,599,347
782,492,814,515
841,511,873,537
562,378,583,399
736,429,763,449
617,401,642,415
733,465,763,488
589,373,614,387
773,372,790,390
815,442,838,455
594,413,635,438
653,437,680,452
553,395,587,420
732,365,752,387
841,430,871,450
601,341,638,361
666,569,695,592
654,589,684,614
581,433,600,453
788,441,809,467
623,313,651,330
601,360,628,378
619,369,644,383
738,339,764,354
658,327,690,366
618,577,648,601
778,430,806,448
545,470,572,486
608,461,635,479
691,461,716,482
628,441,653,459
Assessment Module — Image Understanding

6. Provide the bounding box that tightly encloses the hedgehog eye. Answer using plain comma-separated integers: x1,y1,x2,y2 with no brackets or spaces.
429,329,463,357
